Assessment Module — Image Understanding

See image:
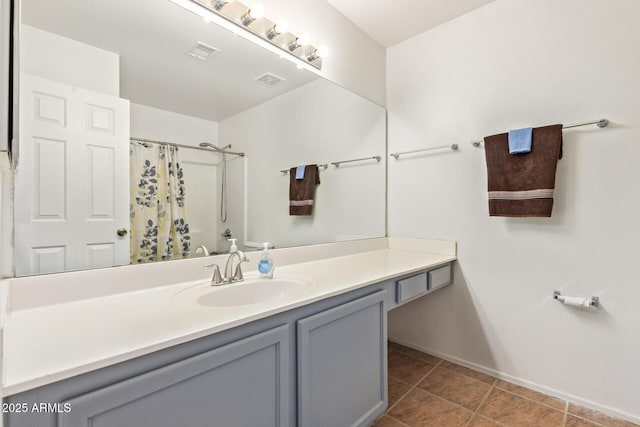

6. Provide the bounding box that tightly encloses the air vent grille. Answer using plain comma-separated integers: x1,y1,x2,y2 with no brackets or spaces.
186,42,220,61
254,73,286,87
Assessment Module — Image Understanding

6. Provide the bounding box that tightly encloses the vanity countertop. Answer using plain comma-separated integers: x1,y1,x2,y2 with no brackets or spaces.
1,238,455,396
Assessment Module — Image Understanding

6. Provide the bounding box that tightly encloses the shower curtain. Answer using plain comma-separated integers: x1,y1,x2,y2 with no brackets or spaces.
130,143,191,263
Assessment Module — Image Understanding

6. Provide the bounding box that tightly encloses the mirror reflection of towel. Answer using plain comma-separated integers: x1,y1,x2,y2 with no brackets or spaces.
289,164,320,216
484,124,563,217
295,165,306,180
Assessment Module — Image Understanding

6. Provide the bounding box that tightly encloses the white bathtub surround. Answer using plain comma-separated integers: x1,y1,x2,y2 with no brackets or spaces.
1,238,455,395
387,0,640,423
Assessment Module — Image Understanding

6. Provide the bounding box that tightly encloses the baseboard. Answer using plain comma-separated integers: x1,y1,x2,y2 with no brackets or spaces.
389,338,640,425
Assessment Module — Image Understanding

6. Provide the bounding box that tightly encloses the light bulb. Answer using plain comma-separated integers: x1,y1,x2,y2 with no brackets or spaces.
298,33,311,46
212,0,230,10
316,46,329,57
241,3,264,25
307,45,328,62
274,20,289,34
249,3,264,19
289,32,311,51
267,20,289,39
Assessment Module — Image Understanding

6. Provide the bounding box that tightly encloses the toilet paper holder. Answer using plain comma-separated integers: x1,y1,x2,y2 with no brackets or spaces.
553,290,599,307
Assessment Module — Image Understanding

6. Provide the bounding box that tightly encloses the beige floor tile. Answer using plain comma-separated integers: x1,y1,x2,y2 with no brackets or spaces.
388,375,412,407
439,360,496,385
468,416,504,427
373,415,408,427
389,389,473,427
494,379,565,410
388,351,435,386
565,415,601,427
479,389,564,427
418,367,491,411
568,404,639,427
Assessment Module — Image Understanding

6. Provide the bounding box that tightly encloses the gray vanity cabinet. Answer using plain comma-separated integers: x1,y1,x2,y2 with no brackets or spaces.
297,290,387,427
4,263,454,427
59,325,290,427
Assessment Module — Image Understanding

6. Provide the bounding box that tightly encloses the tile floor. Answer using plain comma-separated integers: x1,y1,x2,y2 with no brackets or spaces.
374,342,638,427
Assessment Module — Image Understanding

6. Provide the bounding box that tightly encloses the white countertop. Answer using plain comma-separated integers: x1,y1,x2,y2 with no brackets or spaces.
1,238,455,396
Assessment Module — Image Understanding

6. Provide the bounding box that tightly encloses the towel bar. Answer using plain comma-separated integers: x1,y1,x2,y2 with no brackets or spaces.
471,118,609,147
390,144,458,159
280,164,328,174
331,156,381,167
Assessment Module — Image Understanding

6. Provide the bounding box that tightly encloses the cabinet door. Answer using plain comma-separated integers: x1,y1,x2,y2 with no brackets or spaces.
59,325,290,427
297,290,387,427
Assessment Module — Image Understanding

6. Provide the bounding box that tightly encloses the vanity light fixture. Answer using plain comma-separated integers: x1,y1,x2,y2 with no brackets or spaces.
240,3,264,26
212,0,230,11
288,32,310,51
307,46,328,62
266,20,288,40
167,0,325,71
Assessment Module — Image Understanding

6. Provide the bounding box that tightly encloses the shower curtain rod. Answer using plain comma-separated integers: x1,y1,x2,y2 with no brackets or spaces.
130,137,245,157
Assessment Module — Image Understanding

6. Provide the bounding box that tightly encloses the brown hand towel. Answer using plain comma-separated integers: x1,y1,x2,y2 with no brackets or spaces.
289,164,320,216
484,124,563,217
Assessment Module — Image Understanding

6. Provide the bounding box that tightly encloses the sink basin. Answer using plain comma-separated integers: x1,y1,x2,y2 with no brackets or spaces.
175,277,313,308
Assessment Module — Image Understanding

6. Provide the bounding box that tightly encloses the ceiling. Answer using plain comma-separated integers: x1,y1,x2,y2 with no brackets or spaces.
326,0,495,47
20,0,497,121
21,0,317,122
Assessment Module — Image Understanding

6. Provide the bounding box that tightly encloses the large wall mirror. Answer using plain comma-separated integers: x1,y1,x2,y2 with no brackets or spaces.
13,0,386,276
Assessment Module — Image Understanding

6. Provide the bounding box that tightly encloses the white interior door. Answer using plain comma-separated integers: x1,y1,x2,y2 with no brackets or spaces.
15,74,130,275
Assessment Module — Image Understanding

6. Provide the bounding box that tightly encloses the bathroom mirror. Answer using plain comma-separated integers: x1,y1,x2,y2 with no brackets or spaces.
13,0,386,276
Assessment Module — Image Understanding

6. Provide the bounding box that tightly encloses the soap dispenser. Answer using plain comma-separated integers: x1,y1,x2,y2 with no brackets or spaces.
258,242,274,278
228,238,238,253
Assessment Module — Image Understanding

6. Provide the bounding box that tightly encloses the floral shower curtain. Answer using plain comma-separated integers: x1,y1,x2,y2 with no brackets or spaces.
130,142,191,263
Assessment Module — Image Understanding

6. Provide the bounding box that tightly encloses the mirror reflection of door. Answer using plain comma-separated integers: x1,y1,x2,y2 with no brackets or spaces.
14,75,130,275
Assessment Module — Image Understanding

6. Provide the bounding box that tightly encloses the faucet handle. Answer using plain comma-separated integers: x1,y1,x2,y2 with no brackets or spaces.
232,254,250,282
205,264,223,286
233,264,244,281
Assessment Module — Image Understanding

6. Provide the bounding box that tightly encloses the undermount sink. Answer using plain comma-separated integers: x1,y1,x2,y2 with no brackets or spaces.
175,277,313,307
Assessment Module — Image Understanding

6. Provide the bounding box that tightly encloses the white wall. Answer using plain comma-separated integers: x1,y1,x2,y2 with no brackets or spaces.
387,0,640,421
129,103,235,254
260,0,386,106
219,78,386,249
130,103,218,148
20,25,119,96
0,0,10,152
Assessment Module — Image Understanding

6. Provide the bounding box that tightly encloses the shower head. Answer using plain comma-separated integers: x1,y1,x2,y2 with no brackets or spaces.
199,142,232,151
199,142,221,150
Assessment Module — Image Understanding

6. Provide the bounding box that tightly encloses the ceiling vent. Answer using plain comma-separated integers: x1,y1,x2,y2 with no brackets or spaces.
185,42,220,61
254,72,286,87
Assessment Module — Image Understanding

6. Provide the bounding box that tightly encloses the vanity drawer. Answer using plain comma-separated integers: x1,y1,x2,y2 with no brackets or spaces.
396,273,428,303
428,264,452,291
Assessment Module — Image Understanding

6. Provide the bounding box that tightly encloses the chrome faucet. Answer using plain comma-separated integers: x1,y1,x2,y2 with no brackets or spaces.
205,250,249,286
194,244,209,257
224,250,249,283
205,264,223,286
